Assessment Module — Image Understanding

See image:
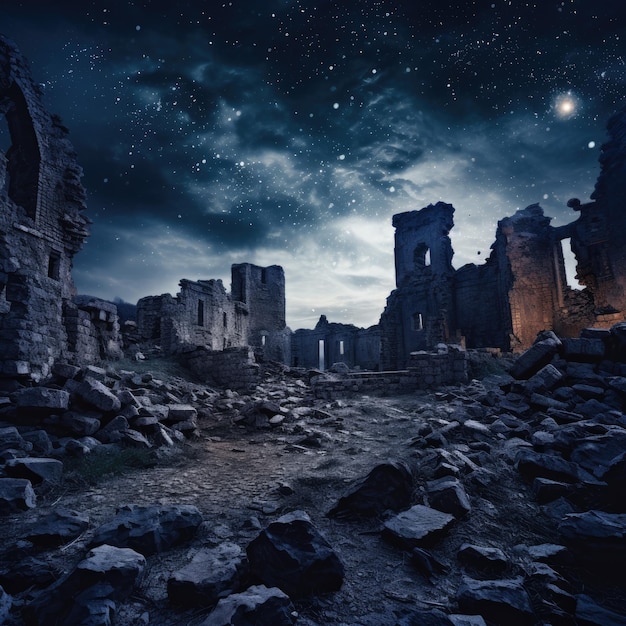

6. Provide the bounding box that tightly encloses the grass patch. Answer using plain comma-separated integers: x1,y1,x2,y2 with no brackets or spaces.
63,447,158,487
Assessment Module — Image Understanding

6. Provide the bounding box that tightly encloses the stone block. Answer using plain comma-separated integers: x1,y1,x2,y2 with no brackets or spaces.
0,477,36,513
15,387,70,411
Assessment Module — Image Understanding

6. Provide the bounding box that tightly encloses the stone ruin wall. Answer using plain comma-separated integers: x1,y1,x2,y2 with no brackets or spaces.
312,346,467,399
291,315,380,371
0,36,121,381
135,264,291,386
379,104,626,370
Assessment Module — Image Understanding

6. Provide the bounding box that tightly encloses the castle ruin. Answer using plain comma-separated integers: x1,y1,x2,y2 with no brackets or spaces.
380,105,626,369
0,36,121,382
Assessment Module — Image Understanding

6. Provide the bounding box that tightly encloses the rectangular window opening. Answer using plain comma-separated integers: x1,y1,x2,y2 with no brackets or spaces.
339,340,344,356
261,335,267,346
48,252,61,280
197,300,204,326
318,339,325,371
413,312,424,331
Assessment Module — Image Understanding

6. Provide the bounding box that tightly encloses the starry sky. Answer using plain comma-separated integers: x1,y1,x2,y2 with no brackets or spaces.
2,1,625,329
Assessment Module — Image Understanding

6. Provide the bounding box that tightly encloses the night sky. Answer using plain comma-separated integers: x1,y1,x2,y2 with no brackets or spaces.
2,1,625,329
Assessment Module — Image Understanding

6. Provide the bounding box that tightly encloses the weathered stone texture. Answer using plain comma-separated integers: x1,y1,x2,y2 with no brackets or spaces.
136,263,291,365
380,106,626,366
0,36,121,382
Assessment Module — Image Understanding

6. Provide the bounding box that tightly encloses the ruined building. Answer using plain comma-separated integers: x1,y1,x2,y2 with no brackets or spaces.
380,105,626,369
136,263,291,365
0,36,121,381
291,315,380,371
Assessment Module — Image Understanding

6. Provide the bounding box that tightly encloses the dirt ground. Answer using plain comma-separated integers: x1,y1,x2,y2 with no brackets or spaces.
1,370,617,625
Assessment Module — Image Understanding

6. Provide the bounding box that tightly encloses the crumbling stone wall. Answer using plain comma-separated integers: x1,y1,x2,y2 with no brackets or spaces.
312,346,467,399
182,346,260,391
0,36,120,380
380,105,626,365
291,315,380,370
136,263,291,364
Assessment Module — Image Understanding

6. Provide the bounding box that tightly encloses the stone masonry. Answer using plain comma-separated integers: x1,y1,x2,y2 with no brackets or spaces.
0,36,121,382
380,104,626,370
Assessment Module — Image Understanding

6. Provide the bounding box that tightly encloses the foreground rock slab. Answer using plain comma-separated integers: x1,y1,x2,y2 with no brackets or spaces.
90,503,203,555
201,584,296,626
25,508,89,548
383,504,455,548
246,510,344,598
168,542,248,606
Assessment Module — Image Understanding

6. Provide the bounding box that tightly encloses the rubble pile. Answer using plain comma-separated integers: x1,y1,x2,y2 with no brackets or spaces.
0,324,625,623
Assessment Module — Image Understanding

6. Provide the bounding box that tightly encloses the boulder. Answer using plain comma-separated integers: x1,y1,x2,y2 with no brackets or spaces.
327,461,413,519
61,412,101,437
201,585,296,626
0,556,63,593
516,450,589,484
5,457,63,485
76,378,121,413
168,542,248,606
383,504,455,548
510,338,561,380
167,404,198,422
21,430,52,456
457,543,508,571
15,387,70,412
426,477,471,518
25,508,90,548
0,478,36,514
456,577,534,626
0,426,32,454
90,504,203,555
25,544,145,625
246,510,344,597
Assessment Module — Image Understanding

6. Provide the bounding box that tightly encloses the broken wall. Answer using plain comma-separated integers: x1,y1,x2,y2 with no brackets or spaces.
0,36,120,380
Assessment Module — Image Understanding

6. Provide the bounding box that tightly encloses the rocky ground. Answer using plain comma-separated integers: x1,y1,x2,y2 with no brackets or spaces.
2,330,626,625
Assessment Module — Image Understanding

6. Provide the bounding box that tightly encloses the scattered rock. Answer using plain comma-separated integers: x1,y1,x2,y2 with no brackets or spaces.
90,504,203,555
5,457,63,485
426,477,471,518
0,478,36,514
201,585,296,626
25,508,90,548
383,504,455,548
327,461,413,519
246,510,344,598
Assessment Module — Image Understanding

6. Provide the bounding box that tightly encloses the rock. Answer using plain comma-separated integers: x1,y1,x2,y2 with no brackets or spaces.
570,431,626,478
25,508,90,548
201,585,296,626
0,556,63,593
532,477,571,504
521,543,573,566
25,544,145,625
5,457,63,485
561,337,606,362
383,504,455,548
558,510,626,569
61,411,101,436
168,542,248,606
426,477,471,518
90,504,203,556
77,378,122,413
457,543,508,571
327,461,413,519
167,404,198,422
449,615,487,626
15,387,70,411
246,510,344,598
510,338,561,380
21,430,52,455
122,429,153,448
52,362,82,380
575,593,626,625
395,608,456,625
456,577,534,626
523,364,563,394
0,426,31,454
0,477,36,513
516,449,589,484
0,585,11,625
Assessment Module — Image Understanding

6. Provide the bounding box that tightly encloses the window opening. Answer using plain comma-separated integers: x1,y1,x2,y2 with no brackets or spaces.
561,238,583,290
318,339,325,371
223,312,227,328
197,300,204,326
261,268,267,284
424,248,431,267
47,251,61,280
413,312,424,331
339,340,344,355
261,335,267,346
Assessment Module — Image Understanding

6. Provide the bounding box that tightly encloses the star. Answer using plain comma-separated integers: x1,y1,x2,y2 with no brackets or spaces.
553,92,579,120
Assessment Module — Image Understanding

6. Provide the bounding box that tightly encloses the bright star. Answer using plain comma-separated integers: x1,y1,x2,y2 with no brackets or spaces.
553,92,579,120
